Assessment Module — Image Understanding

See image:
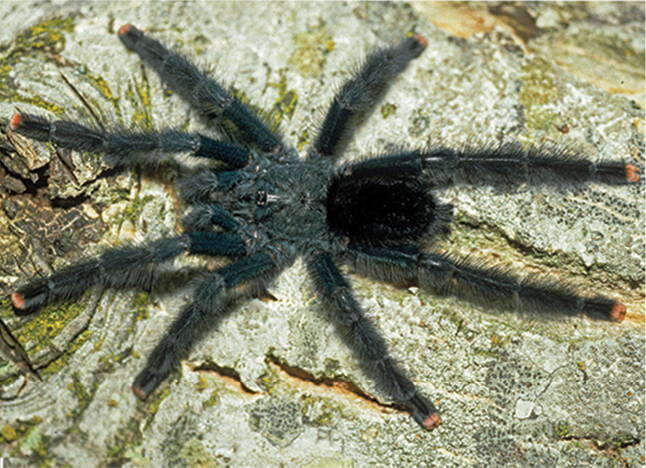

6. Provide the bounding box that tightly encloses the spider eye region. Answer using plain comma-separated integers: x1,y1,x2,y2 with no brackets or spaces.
326,168,436,242
256,190,268,206
250,164,329,240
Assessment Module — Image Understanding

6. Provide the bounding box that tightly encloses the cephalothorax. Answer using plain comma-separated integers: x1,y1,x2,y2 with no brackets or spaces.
8,25,640,431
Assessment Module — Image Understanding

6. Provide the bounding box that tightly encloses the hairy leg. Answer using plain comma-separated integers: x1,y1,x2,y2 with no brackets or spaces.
12,232,248,314
310,34,427,159
182,204,239,231
178,169,245,203
118,24,282,152
133,251,280,398
347,244,627,322
9,112,249,169
307,252,440,430
348,146,640,188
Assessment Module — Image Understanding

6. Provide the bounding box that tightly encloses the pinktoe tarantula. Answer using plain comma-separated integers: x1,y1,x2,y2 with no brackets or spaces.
8,24,640,431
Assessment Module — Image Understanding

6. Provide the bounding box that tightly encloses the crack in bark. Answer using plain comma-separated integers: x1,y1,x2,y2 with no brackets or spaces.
555,432,641,466
189,360,259,395
0,159,49,195
188,353,405,415
50,192,89,209
266,354,401,414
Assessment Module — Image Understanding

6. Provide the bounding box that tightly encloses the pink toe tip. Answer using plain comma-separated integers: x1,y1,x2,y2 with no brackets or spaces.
413,33,428,48
610,303,626,322
11,292,26,309
625,164,640,183
9,113,22,131
422,412,441,430
132,385,147,400
118,24,135,36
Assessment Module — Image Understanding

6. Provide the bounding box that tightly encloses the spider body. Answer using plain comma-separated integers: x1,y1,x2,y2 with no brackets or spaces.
194,155,441,253
7,25,640,432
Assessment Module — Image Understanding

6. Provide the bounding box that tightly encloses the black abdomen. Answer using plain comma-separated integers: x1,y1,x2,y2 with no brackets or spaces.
326,155,436,242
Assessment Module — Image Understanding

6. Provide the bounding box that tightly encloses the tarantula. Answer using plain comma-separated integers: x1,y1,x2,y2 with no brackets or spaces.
7,25,640,431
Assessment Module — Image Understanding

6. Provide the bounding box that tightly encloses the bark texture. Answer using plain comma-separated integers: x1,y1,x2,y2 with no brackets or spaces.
0,2,643,466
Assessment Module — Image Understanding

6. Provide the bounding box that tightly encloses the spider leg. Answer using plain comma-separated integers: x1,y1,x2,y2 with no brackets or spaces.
9,112,249,169
357,146,640,187
178,169,245,204
307,252,440,431
132,250,280,399
310,34,427,159
11,232,247,315
422,142,641,185
117,24,282,152
347,244,627,322
182,204,239,231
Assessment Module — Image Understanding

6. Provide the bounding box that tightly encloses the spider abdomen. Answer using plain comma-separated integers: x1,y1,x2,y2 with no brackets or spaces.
326,159,436,242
